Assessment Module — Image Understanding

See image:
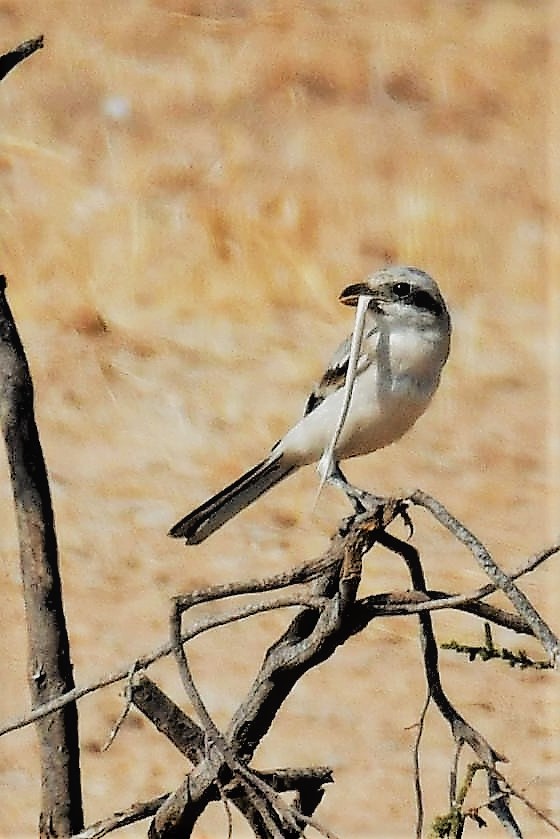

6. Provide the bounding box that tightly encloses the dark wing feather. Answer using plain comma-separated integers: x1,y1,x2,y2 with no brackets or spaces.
304,325,379,416
304,333,368,415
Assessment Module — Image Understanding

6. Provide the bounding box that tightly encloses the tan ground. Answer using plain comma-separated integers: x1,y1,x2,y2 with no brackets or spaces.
0,3,559,838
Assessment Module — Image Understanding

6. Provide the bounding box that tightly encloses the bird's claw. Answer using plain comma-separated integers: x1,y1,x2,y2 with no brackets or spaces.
338,495,413,537
326,464,414,536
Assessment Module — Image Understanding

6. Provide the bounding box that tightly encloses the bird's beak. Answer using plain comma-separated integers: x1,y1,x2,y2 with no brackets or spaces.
339,283,374,307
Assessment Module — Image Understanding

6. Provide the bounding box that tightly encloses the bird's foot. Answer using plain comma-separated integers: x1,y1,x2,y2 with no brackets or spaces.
324,464,414,536
343,484,385,514
339,496,413,538
325,464,386,513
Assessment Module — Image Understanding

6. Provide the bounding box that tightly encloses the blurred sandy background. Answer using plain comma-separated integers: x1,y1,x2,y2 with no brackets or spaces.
0,2,558,837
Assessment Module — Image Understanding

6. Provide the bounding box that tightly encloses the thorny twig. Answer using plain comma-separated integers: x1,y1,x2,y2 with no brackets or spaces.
410,490,560,665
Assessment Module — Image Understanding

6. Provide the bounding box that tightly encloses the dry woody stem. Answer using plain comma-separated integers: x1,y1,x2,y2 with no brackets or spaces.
1,487,558,835
0,276,83,837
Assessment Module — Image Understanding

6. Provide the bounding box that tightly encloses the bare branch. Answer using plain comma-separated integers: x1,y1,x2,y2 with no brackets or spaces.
377,530,522,837
104,675,332,838
74,795,169,839
0,36,43,82
1,536,556,738
149,521,378,838
0,592,326,737
131,675,205,763
490,768,560,833
1,479,556,837
410,490,560,664
0,276,83,836
412,692,431,839
149,512,545,837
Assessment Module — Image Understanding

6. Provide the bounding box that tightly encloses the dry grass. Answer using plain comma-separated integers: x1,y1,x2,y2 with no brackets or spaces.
0,3,558,837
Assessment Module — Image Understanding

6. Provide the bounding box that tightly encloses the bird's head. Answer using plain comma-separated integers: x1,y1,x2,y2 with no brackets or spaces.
340,265,450,328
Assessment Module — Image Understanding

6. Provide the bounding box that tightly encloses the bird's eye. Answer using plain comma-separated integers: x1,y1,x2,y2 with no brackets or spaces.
392,281,411,297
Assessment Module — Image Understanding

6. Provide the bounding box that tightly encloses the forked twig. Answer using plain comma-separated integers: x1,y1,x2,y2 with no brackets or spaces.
377,529,522,837
142,506,555,838
410,490,560,665
1,491,556,837
152,521,377,838
1,539,556,740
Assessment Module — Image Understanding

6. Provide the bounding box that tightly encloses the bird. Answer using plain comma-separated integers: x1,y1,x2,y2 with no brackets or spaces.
169,265,451,544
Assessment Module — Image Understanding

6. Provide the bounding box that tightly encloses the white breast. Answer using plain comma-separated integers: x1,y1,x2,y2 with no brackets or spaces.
277,321,447,468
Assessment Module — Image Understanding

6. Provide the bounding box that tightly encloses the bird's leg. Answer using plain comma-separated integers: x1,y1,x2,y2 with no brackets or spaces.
326,463,385,513
328,464,414,537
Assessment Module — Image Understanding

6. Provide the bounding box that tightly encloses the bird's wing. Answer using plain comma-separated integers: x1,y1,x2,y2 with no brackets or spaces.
304,328,376,415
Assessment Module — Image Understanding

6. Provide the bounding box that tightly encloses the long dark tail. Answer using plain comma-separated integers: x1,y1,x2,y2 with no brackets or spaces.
168,454,296,544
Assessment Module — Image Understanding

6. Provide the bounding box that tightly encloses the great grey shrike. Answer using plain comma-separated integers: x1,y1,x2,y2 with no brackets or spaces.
169,265,451,544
